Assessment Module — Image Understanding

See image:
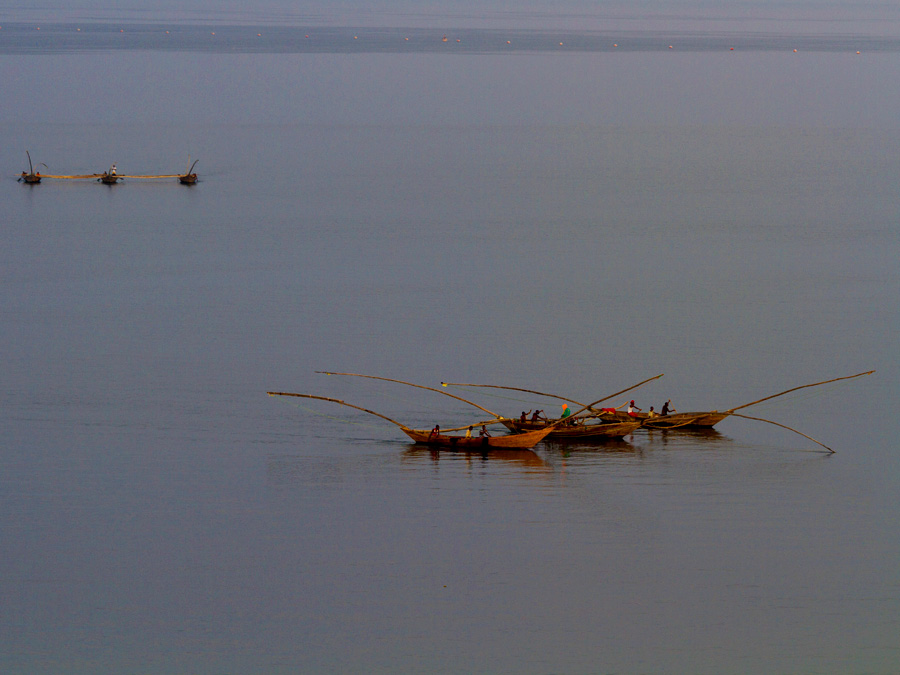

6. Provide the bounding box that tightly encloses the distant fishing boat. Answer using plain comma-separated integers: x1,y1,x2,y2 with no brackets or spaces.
99,164,120,184
178,159,199,184
310,371,650,445
18,151,47,184
440,371,876,451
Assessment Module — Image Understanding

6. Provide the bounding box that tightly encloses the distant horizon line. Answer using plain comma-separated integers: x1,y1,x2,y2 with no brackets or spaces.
2,22,899,55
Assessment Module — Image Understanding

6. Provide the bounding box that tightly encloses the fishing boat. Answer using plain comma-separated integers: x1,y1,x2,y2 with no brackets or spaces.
312,371,654,444
179,159,199,184
18,151,47,184
597,409,729,429
98,172,121,185
440,371,875,452
267,392,554,449
501,417,642,439
403,426,553,449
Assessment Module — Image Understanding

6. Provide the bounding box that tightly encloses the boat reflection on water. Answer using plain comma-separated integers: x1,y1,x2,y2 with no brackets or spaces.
641,426,729,447
541,437,638,455
403,445,548,469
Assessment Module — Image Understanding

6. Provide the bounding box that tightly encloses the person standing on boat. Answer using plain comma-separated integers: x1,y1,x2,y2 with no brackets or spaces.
479,425,491,438
628,400,642,416
661,399,674,416
109,163,116,176
429,425,440,440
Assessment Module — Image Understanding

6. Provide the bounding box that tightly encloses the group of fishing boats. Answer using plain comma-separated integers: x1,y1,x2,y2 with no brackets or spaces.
17,152,199,185
268,370,873,454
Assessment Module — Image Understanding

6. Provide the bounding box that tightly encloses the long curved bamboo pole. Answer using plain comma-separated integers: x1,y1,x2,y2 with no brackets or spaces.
725,370,875,413
442,382,582,405
316,371,505,420
441,374,664,414
268,392,520,438
730,413,833,453
267,392,412,430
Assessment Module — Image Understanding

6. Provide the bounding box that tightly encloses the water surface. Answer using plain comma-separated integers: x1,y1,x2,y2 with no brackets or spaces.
1,8,899,674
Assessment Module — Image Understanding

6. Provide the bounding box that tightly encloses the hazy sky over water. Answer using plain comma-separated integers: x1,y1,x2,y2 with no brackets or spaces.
4,0,900,33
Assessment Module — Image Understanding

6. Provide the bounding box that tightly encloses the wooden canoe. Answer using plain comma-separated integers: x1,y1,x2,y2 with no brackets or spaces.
403,426,553,449
502,417,642,439
19,152,46,184
179,159,199,184
597,410,728,429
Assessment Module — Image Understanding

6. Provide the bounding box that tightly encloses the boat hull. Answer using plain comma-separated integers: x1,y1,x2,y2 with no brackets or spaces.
600,410,728,428
402,426,552,449
502,418,642,439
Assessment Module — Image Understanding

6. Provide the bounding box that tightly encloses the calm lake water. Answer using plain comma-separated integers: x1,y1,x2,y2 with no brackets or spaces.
2,5,899,673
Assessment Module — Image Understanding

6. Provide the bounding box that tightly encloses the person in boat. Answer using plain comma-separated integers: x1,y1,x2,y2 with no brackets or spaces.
561,403,576,425
479,425,491,438
647,406,658,418
661,399,674,415
520,410,531,424
429,425,440,440
628,400,642,416
530,409,544,423
465,426,473,438
109,163,117,176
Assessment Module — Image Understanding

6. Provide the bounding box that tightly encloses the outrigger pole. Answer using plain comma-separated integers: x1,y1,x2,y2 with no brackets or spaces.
723,370,875,414
315,371,507,421
267,392,412,430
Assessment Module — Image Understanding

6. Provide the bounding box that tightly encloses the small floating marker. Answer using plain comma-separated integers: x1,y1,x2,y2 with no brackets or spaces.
793,49,798,52
559,42,563,46
507,40,511,44
442,35,448,42
258,33,261,37
405,37,409,41
730,47,734,50
457,38,460,42
166,30,169,34
354,35,358,39
211,32,215,35
305,35,309,38
857,51,861,54
613,44,617,47
669,45,674,49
